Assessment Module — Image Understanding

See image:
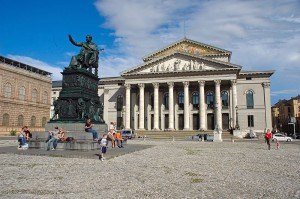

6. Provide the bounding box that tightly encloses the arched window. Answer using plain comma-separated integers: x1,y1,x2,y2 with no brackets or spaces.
4,83,12,98
246,90,254,109
30,116,36,127
42,117,47,127
221,91,229,107
206,91,214,108
2,113,9,126
42,91,48,104
178,91,184,109
19,86,26,100
117,95,123,111
164,93,169,110
18,115,24,126
192,92,199,109
32,89,37,102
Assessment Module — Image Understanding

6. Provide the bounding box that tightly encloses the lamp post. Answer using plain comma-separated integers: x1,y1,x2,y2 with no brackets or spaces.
235,106,240,130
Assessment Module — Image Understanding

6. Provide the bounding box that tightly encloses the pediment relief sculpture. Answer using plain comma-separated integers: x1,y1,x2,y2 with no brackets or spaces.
146,58,216,73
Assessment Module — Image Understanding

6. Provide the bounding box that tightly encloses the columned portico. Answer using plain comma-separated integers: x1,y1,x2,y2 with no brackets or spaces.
214,80,222,130
183,81,190,130
153,83,160,130
198,81,206,130
125,84,131,129
138,83,145,130
167,82,174,130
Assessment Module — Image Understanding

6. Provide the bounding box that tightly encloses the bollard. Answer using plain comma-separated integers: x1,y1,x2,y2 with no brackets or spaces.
231,137,234,143
172,136,175,142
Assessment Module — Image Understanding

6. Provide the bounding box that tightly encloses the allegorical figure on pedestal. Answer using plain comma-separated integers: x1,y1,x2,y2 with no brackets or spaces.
68,34,101,71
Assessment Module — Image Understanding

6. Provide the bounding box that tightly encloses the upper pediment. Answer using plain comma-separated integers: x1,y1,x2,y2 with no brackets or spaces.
122,51,240,77
142,38,232,62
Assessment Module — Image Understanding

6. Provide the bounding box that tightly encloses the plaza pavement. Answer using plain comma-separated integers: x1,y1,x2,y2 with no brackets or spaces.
0,136,299,199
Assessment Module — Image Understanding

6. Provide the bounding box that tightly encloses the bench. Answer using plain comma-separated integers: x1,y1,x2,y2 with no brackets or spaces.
28,132,101,150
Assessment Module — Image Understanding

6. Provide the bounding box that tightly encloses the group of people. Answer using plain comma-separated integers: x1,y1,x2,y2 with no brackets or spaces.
46,127,66,151
85,120,125,161
17,126,32,149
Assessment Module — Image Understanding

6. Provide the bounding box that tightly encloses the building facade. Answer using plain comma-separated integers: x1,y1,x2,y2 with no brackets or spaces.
52,38,274,133
0,56,52,135
272,95,300,133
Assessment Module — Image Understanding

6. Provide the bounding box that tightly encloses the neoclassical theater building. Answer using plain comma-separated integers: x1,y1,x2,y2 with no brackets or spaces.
53,38,274,132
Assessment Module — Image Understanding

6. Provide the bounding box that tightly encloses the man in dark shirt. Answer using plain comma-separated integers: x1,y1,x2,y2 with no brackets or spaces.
85,118,98,140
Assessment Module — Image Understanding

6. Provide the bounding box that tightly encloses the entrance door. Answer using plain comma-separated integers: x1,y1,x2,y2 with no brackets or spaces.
222,113,229,130
193,114,199,130
151,114,154,130
165,114,169,129
207,114,214,130
178,114,184,130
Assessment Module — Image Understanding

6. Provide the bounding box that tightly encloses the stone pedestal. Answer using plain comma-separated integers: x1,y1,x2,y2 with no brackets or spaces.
45,122,108,134
213,130,223,142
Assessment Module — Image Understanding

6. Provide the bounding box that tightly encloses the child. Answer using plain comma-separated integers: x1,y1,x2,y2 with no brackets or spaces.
99,134,108,161
276,140,280,150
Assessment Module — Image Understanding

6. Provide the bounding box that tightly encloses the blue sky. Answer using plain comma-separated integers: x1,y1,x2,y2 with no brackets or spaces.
1,0,300,105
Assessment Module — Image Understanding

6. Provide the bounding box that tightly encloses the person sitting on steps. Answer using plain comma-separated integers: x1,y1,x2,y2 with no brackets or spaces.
84,118,98,141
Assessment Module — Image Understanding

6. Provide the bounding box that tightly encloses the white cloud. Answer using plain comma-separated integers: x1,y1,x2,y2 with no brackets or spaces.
95,0,300,104
6,55,63,80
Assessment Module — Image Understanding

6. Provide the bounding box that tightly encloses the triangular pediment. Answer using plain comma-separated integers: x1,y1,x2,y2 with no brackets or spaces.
122,51,240,77
142,38,232,62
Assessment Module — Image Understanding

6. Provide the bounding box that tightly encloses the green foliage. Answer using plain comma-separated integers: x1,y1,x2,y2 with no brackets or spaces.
9,130,17,136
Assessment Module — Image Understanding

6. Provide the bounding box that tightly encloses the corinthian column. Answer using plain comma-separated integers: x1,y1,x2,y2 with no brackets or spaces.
183,81,190,130
125,84,131,129
262,82,272,130
231,80,237,128
167,82,174,130
138,83,145,130
198,81,206,130
214,80,222,130
153,83,160,130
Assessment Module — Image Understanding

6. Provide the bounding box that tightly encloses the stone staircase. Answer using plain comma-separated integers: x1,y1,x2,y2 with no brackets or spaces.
134,130,235,141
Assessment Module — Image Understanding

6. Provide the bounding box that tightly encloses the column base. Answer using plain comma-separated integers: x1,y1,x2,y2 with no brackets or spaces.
152,128,160,131
213,130,223,142
183,128,190,131
138,128,145,131
165,128,174,132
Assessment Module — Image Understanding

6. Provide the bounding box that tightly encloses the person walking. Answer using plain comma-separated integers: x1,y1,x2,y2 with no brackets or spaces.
264,129,272,150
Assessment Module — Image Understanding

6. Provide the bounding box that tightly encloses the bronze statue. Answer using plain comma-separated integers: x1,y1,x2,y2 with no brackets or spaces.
68,34,101,72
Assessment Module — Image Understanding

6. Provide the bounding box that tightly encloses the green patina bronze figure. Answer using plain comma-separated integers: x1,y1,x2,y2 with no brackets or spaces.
68,34,102,75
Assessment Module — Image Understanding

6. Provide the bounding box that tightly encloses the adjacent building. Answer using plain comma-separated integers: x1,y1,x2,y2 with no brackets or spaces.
0,56,52,135
272,95,300,133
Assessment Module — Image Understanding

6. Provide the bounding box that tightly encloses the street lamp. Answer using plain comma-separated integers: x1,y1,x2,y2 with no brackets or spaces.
235,106,240,130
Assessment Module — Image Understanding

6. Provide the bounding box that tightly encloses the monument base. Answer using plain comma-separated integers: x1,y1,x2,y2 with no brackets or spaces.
213,130,223,142
45,122,108,134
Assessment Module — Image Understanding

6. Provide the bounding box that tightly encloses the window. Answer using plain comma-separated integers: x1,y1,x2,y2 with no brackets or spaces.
178,92,184,109
248,115,254,127
117,95,123,111
192,92,199,109
246,90,254,109
18,115,24,126
32,89,37,102
206,91,214,108
164,93,169,110
42,91,48,104
31,116,36,127
221,91,229,107
2,113,9,126
4,83,12,98
42,117,47,127
19,86,26,100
